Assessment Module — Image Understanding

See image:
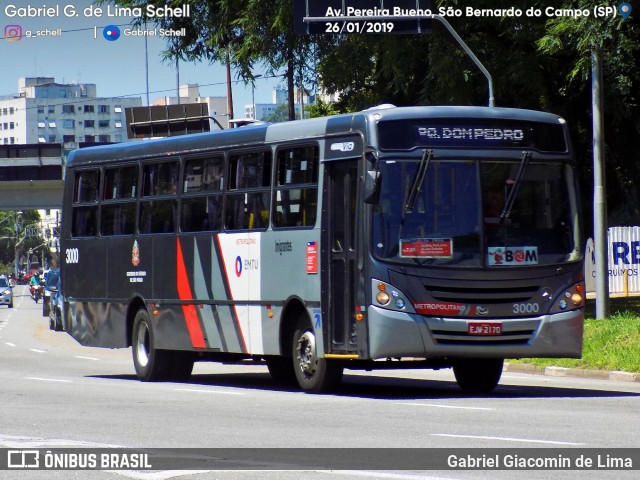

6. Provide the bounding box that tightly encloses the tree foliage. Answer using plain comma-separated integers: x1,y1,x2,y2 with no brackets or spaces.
99,0,316,120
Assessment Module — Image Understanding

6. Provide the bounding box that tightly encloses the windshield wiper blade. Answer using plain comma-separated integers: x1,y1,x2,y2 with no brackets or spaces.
403,149,433,214
499,151,531,223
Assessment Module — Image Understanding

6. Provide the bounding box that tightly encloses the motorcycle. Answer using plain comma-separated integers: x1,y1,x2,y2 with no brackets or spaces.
30,284,43,303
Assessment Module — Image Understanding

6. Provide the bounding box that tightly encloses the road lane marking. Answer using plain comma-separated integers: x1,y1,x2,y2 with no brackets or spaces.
5,342,16,347
25,376,72,383
174,388,244,395
395,402,494,411
29,348,47,353
431,434,585,446
74,355,100,361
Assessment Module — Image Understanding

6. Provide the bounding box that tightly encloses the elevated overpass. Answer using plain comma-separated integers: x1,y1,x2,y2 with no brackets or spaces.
0,144,64,210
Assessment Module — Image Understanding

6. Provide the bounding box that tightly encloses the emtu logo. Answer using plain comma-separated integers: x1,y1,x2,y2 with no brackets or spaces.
4,24,23,42
235,256,243,277
103,25,120,41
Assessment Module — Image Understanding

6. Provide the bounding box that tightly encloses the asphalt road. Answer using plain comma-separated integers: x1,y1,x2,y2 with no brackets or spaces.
1,285,639,480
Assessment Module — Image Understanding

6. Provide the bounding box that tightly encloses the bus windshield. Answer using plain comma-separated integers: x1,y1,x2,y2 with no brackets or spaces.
372,158,580,267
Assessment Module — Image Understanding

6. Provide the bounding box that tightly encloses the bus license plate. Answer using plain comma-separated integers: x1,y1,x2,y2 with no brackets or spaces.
468,322,502,336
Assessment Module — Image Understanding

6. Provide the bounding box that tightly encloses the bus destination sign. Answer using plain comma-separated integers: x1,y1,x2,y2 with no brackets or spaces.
417,126,524,142
378,119,567,152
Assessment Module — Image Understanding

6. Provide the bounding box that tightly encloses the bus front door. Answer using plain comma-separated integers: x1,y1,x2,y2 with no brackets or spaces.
322,159,360,355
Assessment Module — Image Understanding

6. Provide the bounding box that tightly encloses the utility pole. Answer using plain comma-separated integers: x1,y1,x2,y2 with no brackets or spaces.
591,48,609,319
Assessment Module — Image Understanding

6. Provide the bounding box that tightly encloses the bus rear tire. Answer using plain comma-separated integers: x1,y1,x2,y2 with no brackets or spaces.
132,308,172,381
453,358,504,394
292,317,343,393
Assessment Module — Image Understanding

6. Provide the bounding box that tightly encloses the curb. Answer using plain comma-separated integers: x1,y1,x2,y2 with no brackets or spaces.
504,362,640,383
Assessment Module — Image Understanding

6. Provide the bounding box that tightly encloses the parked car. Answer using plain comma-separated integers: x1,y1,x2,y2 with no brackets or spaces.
42,269,60,317
48,275,64,331
0,275,13,308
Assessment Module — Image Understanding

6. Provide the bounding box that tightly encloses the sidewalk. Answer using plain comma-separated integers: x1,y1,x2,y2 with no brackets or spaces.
504,362,640,382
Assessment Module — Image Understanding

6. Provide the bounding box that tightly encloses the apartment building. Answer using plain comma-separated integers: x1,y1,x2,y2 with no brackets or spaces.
0,77,142,149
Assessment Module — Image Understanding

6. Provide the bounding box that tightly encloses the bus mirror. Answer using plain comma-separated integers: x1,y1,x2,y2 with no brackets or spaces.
364,170,381,204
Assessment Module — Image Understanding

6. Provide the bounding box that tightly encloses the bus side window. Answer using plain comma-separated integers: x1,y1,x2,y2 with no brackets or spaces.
101,165,138,236
139,200,177,234
181,155,224,232
273,145,319,228
225,150,271,231
72,169,100,237
143,161,179,196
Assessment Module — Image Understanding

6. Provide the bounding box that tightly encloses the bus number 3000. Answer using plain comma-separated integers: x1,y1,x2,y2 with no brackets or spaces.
512,303,539,314
65,248,79,264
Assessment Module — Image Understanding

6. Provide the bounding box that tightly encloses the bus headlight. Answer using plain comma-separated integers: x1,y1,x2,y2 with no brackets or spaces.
376,291,390,305
372,279,414,313
550,282,585,313
570,293,583,306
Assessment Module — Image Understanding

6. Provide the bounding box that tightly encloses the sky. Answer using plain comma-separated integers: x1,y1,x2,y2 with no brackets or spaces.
0,0,282,113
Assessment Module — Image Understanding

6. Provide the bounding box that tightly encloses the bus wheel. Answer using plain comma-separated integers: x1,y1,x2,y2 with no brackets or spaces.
453,358,504,394
132,309,171,381
292,318,343,393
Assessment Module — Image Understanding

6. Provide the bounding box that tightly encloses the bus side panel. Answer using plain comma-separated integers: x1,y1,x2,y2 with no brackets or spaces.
107,237,152,300
260,228,322,355
160,234,251,354
66,300,128,348
216,233,263,354
65,238,108,299
64,237,130,348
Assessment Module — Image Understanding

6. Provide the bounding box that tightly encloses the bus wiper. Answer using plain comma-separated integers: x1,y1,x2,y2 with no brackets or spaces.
499,151,531,224
403,149,432,214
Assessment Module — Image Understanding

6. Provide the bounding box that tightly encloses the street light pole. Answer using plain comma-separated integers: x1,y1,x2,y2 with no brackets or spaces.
251,74,263,120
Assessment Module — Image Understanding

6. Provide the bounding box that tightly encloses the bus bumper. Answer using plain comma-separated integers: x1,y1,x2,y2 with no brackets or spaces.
367,305,583,359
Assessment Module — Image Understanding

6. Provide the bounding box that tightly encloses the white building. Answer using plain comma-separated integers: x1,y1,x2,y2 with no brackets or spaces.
153,84,228,130
244,87,316,121
0,77,142,150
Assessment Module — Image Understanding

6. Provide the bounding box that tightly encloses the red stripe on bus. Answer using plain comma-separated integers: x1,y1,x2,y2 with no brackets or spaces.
176,238,206,349
214,235,248,353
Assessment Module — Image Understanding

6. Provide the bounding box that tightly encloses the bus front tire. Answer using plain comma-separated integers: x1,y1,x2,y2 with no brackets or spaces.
452,358,504,394
292,318,343,393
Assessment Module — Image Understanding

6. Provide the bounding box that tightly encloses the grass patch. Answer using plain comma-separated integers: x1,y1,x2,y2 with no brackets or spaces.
510,297,640,372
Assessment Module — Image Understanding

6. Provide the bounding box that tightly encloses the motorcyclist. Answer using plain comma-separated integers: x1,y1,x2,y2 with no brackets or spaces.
29,271,43,301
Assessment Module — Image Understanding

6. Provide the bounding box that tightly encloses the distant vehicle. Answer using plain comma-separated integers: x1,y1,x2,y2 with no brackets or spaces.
43,269,60,317
48,275,64,331
0,275,14,309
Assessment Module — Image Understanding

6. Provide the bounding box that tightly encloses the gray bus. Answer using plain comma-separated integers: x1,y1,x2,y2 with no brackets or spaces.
60,105,584,393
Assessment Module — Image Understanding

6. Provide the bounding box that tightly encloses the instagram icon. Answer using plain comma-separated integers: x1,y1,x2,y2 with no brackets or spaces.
4,24,23,42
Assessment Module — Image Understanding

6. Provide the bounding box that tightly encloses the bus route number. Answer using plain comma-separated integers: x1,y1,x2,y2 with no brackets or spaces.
512,302,539,314
65,248,79,264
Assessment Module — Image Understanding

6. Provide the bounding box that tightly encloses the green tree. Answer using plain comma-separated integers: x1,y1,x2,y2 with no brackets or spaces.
100,0,317,121
538,0,640,227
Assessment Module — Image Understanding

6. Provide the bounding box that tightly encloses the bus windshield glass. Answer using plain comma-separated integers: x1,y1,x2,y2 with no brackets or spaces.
372,158,580,267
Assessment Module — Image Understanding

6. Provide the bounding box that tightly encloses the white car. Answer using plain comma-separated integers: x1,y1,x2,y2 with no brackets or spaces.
0,275,14,308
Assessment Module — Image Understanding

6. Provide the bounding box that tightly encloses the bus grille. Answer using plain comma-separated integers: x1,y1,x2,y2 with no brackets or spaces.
425,283,539,304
